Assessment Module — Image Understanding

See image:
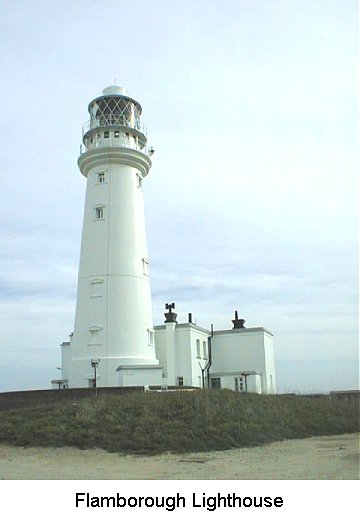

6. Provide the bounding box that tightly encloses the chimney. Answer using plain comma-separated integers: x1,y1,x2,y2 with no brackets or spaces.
232,310,246,329
164,302,177,324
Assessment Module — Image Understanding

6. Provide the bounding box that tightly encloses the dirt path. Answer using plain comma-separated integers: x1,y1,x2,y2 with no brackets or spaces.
0,433,358,480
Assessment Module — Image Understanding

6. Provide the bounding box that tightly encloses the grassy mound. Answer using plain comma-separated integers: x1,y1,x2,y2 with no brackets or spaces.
0,390,358,454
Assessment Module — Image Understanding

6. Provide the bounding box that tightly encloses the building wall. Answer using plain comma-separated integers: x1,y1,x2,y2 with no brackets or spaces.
263,332,277,393
117,366,163,386
210,373,262,393
210,328,276,394
154,323,209,387
176,325,209,387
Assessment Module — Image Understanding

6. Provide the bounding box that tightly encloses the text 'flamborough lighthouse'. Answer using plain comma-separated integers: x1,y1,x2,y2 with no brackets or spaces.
66,85,162,388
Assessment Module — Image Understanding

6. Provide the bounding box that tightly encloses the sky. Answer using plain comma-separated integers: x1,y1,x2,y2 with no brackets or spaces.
0,0,358,393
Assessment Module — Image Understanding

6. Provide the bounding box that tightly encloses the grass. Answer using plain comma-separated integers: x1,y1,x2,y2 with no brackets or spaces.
0,390,358,454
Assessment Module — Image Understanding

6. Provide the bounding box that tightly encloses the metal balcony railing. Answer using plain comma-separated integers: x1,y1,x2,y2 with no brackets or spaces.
82,116,147,137
79,135,152,157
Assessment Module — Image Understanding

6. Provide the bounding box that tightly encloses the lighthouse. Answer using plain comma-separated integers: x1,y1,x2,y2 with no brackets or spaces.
55,85,277,394
66,85,162,388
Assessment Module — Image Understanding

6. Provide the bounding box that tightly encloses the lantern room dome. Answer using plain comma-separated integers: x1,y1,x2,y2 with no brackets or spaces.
102,85,128,96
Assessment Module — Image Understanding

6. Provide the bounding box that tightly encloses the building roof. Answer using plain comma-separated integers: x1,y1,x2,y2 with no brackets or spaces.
154,323,272,335
213,327,273,336
154,322,210,333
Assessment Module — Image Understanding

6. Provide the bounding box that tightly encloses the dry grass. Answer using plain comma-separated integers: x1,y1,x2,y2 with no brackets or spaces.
0,390,358,454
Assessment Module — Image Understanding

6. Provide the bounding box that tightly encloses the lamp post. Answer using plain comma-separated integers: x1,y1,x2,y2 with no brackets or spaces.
91,358,100,396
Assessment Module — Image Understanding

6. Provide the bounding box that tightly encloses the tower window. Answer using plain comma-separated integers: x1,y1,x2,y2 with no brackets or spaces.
104,131,109,138
114,131,120,138
177,377,184,387
97,172,106,183
90,278,104,298
95,206,105,220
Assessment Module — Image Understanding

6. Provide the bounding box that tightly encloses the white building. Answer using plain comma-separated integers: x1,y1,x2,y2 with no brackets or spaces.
54,86,276,394
154,306,276,394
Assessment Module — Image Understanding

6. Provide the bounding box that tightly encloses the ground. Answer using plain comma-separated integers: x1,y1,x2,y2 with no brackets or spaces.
0,433,358,480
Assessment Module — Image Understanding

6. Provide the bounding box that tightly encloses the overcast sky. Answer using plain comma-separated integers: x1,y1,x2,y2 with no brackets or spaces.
0,0,358,393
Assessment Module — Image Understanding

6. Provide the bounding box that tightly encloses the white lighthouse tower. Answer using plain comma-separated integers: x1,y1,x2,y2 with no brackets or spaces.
66,85,162,388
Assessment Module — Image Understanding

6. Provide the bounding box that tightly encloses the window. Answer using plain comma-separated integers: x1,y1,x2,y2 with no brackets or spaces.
95,206,104,219
104,131,109,138
114,131,120,138
89,325,102,335
235,376,245,392
196,339,201,358
203,341,207,359
177,377,184,387
90,278,104,298
97,172,106,183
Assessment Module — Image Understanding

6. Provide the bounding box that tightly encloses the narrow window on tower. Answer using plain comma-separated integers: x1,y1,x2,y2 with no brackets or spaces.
104,131,109,138
114,130,120,138
97,171,106,184
94,205,105,220
90,278,104,298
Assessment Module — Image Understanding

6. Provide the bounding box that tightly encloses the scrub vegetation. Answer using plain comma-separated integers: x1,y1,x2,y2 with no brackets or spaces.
0,389,358,454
